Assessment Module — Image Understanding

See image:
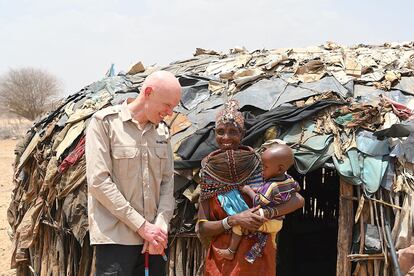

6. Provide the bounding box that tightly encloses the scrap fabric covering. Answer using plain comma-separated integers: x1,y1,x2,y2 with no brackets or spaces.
333,103,382,131
200,146,262,201
58,135,86,173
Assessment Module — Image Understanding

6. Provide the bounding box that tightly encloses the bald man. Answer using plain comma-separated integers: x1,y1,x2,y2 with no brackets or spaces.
86,71,182,275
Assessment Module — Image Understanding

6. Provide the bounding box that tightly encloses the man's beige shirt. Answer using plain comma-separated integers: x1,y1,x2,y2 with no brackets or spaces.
85,100,175,245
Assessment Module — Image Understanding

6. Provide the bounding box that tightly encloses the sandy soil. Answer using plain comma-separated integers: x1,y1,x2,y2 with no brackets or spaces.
0,139,17,276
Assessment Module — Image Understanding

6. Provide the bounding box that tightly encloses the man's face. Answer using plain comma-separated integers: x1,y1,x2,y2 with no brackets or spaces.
215,122,243,151
145,88,180,124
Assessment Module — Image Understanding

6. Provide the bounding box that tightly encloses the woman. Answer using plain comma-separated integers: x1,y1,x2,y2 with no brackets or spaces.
196,100,304,276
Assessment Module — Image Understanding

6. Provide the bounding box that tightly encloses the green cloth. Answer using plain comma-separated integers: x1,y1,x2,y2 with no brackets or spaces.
281,120,333,174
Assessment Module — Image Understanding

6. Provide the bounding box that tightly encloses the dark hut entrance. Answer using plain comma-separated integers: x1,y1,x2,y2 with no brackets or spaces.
277,167,340,276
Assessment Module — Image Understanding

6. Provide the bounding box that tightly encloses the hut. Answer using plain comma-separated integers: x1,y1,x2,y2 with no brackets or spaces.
7,42,414,275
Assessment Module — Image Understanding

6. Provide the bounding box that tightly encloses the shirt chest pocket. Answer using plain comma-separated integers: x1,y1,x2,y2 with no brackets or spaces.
152,147,168,175
111,146,139,178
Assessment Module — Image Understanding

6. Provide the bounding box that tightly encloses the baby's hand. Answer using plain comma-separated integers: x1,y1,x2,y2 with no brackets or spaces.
254,194,264,206
253,207,266,218
241,186,258,201
254,193,270,206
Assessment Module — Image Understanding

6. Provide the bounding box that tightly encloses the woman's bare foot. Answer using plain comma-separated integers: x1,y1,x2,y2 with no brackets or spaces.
213,246,235,260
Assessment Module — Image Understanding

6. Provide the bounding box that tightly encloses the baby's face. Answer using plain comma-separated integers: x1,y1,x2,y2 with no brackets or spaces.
262,158,276,179
262,151,283,179
215,122,243,151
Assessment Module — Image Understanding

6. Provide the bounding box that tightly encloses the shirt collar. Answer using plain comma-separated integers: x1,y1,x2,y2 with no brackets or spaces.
120,99,156,131
120,99,133,122
267,174,288,182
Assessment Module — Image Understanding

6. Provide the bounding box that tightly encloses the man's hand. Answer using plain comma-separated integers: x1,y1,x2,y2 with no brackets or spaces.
229,206,267,231
137,221,167,254
141,240,166,255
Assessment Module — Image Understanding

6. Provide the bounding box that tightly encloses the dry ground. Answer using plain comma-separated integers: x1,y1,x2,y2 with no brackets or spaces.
0,139,17,276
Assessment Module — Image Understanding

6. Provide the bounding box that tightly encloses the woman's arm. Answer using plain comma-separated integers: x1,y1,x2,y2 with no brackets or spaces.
262,192,305,219
196,200,267,238
196,200,225,237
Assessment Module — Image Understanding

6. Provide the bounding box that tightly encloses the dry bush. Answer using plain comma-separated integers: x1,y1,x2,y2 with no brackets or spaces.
0,68,61,121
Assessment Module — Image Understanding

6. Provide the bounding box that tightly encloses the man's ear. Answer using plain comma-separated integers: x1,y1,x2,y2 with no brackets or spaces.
144,86,153,97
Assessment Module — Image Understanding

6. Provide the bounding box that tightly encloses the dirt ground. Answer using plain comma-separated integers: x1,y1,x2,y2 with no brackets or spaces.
0,139,17,276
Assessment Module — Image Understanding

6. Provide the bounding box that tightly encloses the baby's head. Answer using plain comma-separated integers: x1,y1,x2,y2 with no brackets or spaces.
261,144,294,180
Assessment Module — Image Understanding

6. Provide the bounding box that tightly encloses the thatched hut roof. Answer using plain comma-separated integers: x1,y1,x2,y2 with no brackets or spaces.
8,41,414,275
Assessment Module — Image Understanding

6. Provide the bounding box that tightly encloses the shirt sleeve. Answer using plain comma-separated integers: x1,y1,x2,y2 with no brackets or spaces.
86,116,146,232
278,180,301,202
154,139,175,232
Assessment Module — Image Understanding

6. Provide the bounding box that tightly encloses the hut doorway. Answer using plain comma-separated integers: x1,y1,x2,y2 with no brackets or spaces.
277,168,340,276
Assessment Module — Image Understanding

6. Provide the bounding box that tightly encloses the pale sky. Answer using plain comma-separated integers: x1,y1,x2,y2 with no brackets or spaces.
0,0,412,95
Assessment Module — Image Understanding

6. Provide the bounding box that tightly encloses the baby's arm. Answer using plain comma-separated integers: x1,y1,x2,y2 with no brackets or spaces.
252,206,283,234
240,185,257,201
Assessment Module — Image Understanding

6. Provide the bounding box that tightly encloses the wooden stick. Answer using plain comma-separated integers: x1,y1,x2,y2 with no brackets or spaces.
357,187,365,256
40,228,50,276
379,190,389,269
193,238,197,276
373,193,386,275
33,225,42,274
168,239,175,276
341,195,403,210
78,237,92,276
185,238,190,276
367,260,374,276
353,263,361,276
89,247,96,276
336,179,353,276
67,237,74,276
369,200,380,276
176,238,183,275
360,262,368,276
347,253,385,261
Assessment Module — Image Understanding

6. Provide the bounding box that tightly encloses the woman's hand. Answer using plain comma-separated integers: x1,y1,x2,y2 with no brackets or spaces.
229,206,267,231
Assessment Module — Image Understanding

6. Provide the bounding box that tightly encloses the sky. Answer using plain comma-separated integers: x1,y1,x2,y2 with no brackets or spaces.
0,0,412,95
